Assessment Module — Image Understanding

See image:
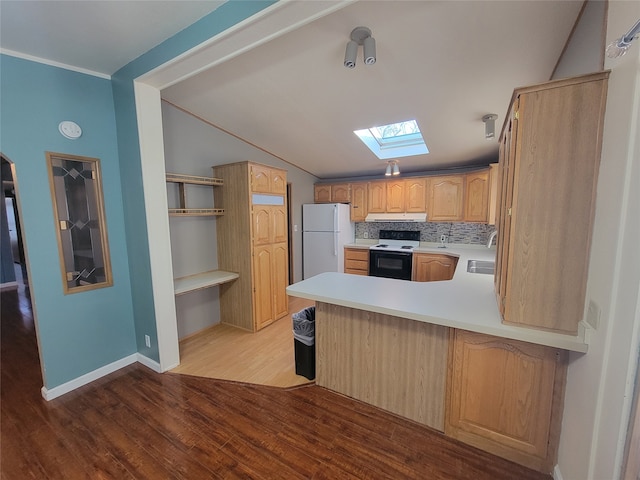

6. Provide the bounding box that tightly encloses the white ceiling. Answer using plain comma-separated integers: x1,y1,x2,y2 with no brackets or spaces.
0,0,224,75
0,1,584,179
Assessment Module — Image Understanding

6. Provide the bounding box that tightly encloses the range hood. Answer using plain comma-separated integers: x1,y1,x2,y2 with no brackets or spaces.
365,213,428,222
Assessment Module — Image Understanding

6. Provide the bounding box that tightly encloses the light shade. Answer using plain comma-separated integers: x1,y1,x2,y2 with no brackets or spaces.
482,114,498,140
363,36,376,65
385,163,392,176
392,162,400,175
344,40,358,68
606,19,640,58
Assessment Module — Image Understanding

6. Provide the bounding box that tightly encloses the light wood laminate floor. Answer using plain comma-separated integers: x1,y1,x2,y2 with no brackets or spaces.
171,296,316,388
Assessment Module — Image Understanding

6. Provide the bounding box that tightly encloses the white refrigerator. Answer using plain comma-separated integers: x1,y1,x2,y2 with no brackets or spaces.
302,203,355,279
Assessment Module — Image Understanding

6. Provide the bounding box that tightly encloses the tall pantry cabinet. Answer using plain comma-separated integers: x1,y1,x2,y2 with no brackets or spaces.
213,161,289,332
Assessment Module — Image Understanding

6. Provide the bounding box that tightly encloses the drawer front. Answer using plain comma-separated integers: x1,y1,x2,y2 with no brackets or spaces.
345,259,369,271
345,249,369,261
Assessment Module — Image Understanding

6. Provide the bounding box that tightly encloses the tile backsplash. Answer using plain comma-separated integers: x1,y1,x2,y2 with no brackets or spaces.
356,222,495,245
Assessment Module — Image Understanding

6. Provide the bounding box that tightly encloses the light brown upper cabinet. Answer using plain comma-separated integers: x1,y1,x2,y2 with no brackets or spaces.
495,71,609,334
350,183,368,222
427,175,464,221
252,205,287,246
405,178,427,212
314,184,332,203
367,181,387,213
331,183,351,203
384,178,427,213
463,171,490,223
314,183,351,203
251,163,286,194
386,180,405,212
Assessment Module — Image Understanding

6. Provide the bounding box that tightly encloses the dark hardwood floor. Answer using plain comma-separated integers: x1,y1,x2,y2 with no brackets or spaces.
1,286,551,480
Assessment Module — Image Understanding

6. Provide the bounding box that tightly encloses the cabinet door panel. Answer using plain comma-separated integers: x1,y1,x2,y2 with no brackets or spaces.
271,170,286,194
271,206,288,244
367,182,386,213
412,254,457,282
314,185,332,203
252,245,274,329
250,164,272,193
252,206,271,245
406,179,426,212
331,183,351,203
464,171,489,222
272,243,289,320
446,330,564,472
350,183,367,221
386,181,405,212
428,176,463,221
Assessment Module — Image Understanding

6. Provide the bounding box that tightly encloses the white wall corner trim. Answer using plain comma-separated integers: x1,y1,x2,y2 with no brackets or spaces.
133,80,181,372
553,464,564,480
136,353,164,373
40,354,138,401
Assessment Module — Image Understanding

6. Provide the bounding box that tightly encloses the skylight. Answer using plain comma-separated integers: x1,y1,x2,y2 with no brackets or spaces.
354,120,429,160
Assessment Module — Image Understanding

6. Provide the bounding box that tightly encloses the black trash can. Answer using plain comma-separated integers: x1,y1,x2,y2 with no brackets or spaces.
292,306,316,380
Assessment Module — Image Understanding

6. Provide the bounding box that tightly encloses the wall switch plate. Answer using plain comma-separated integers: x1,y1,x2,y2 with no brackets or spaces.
586,300,601,330
145,335,151,348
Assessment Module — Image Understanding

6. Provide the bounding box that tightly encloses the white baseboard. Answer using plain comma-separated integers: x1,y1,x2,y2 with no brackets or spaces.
553,464,564,480
40,352,171,401
136,353,162,372
41,353,138,401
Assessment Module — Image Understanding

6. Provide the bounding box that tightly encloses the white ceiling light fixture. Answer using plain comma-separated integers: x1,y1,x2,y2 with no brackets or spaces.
606,19,640,58
385,160,400,176
344,26,376,68
482,114,498,140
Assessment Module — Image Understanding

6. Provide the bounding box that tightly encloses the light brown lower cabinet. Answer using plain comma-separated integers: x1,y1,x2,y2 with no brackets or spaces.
412,253,458,281
252,243,288,330
344,247,369,275
445,329,567,473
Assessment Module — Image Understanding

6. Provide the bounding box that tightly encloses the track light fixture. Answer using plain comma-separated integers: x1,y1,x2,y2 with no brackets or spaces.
344,26,376,69
385,160,400,176
606,19,640,58
482,114,498,140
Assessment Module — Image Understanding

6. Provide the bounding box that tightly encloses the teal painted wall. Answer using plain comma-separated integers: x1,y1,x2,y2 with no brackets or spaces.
111,0,276,360
0,54,136,388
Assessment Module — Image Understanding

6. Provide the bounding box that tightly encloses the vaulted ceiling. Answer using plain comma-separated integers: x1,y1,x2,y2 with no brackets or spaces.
1,1,585,179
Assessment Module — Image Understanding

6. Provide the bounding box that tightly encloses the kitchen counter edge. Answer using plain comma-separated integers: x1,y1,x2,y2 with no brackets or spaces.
289,245,589,353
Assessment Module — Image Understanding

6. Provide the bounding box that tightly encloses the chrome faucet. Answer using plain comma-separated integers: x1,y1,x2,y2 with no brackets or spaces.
487,230,497,248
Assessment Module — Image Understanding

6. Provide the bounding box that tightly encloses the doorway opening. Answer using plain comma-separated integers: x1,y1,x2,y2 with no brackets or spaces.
1,156,27,292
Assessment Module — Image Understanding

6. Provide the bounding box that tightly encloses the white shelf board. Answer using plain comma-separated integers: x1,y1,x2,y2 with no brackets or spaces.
173,270,239,296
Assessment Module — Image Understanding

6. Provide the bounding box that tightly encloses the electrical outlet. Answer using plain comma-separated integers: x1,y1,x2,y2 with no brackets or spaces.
363,231,369,239
145,335,151,348
440,234,447,244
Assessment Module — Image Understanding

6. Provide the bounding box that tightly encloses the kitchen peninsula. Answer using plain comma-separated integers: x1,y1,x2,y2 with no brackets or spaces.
286,243,587,473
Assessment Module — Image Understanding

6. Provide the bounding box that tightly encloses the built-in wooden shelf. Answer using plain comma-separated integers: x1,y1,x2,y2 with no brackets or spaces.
166,173,223,186
168,208,225,217
173,270,239,296
166,172,224,217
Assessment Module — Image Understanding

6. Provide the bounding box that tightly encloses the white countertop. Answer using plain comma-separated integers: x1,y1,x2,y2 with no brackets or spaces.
287,244,589,353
